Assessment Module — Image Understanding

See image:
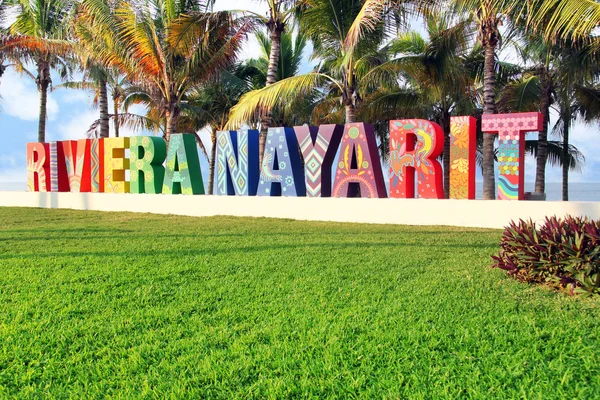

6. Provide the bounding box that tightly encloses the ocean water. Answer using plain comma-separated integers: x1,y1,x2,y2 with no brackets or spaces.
1,181,599,201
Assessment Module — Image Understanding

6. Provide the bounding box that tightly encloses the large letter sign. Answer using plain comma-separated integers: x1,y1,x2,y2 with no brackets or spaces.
295,124,343,197
104,137,130,193
332,123,387,198
215,129,260,196
26,142,50,192
482,112,543,200
130,136,166,194
163,133,204,195
90,138,104,192
62,139,91,192
24,112,552,203
49,141,70,192
257,127,305,196
449,116,477,199
389,119,443,199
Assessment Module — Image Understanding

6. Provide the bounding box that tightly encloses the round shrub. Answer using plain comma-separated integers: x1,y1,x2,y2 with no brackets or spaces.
491,215,600,295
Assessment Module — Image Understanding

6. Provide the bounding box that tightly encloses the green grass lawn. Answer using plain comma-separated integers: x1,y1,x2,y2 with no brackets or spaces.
0,207,599,398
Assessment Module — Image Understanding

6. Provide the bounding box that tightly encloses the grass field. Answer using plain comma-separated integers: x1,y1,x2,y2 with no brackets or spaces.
0,207,599,398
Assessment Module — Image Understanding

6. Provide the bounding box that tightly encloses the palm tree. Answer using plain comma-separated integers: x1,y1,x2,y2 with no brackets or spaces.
250,0,298,162
345,0,600,200
176,64,261,194
8,0,75,142
363,14,476,197
227,0,388,128
77,0,252,143
246,30,317,127
553,42,600,201
499,37,600,200
55,66,136,138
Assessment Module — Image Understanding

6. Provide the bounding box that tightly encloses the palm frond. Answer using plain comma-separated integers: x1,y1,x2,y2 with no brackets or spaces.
226,72,337,129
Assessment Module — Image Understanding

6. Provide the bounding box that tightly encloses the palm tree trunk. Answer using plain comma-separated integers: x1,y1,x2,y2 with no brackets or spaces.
36,60,51,143
482,42,497,200
535,79,551,193
441,112,451,199
99,78,110,138
113,96,120,138
208,128,217,195
345,104,356,124
562,115,570,201
259,23,284,163
165,106,177,144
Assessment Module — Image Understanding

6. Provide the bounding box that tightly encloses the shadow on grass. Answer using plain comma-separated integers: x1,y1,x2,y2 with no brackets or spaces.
0,240,495,260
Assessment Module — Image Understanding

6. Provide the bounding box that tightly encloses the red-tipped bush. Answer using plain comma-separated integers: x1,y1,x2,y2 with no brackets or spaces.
491,215,600,295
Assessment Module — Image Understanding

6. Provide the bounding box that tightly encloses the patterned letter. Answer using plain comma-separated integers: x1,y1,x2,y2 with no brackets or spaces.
389,119,443,199
332,123,386,198
90,138,104,192
104,137,130,193
130,136,166,194
449,116,477,199
295,124,343,197
163,134,204,195
257,127,305,196
62,140,91,192
49,141,70,192
26,142,50,192
482,112,543,200
215,129,259,195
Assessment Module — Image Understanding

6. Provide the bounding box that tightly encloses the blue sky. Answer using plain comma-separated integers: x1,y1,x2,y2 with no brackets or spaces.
1,0,599,188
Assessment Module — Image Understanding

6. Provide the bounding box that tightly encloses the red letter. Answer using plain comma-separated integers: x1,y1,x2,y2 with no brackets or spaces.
26,142,50,192
62,140,91,192
449,116,477,199
49,141,70,192
389,119,443,199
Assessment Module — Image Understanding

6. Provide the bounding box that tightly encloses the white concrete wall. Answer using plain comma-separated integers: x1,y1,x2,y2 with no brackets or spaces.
1,191,600,229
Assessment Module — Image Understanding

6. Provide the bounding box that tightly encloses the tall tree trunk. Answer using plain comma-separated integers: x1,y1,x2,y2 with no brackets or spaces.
482,42,497,200
562,115,570,201
36,60,51,143
165,105,177,144
208,128,217,195
113,96,120,138
259,22,284,163
99,78,110,138
345,103,356,124
441,112,451,199
535,77,551,193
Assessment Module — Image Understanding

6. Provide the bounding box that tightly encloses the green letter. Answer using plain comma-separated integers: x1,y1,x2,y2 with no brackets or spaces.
130,136,166,194
163,134,204,195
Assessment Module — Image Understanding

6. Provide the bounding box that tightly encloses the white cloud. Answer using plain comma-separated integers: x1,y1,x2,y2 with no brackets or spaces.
52,109,99,140
0,69,59,121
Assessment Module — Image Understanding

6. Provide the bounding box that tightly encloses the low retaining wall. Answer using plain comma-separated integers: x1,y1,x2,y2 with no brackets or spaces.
2,191,600,229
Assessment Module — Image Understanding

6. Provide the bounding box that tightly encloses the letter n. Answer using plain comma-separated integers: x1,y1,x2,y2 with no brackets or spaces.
215,129,259,195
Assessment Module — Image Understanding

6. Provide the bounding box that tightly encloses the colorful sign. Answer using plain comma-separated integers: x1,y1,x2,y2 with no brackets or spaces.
25,113,544,200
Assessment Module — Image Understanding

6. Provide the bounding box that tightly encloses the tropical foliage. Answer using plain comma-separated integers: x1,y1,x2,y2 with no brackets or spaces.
1,0,600,198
